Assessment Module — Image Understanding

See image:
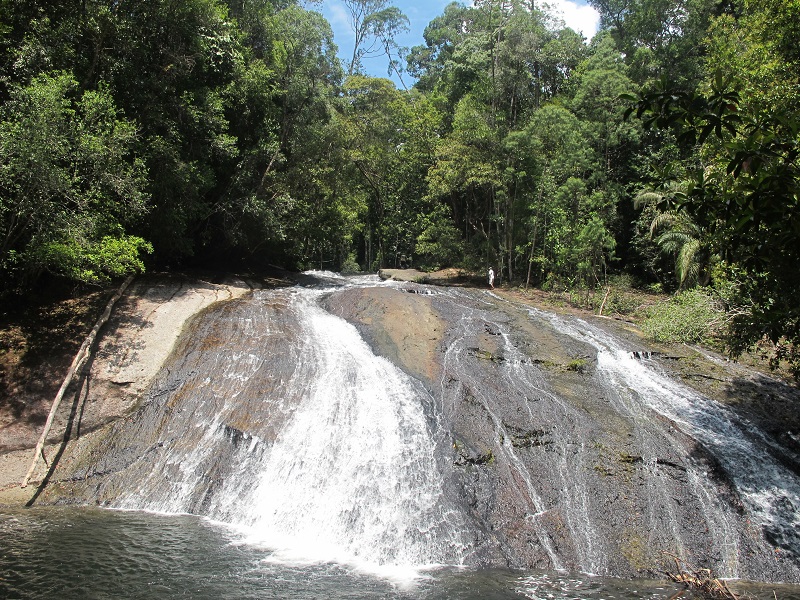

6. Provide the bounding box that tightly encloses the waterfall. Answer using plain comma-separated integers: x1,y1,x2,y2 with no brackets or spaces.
55,276,798,581
232,290,467,569
112,281,467,573
530,308,800,571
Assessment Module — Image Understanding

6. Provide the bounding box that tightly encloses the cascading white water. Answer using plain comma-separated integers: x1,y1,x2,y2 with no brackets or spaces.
440,309,566,571
114,279,468,574
230,289,467,569
87,276,799,582
436,295,610,575
530,308,800,569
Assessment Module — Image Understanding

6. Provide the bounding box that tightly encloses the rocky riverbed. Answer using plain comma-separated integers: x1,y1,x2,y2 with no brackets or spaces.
1,270,798,582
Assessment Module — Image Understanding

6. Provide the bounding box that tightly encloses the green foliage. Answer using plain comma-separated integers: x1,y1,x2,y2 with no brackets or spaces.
340,254,360,274
587,0,723,86
574,215,616,287
621,72,742,146
34,235,153,284
566,358,588,373
415,207,463,270
217,4,346,267
636,186,714,290
642,288,723,345
0,70,149,291
1,0,796,382
623,0,800,372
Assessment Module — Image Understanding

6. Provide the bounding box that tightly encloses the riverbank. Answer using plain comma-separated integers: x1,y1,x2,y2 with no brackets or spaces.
0,273,266,504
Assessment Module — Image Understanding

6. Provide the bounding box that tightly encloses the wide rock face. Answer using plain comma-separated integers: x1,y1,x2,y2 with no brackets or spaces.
33,276,800,582
325,284,800,581
0,275,253,497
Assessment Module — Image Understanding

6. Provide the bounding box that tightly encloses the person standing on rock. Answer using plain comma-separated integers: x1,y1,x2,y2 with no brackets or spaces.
488,267,495,289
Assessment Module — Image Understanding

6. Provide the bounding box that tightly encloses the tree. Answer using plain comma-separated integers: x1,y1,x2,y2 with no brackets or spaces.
406,2,473,92
623,1,800,375
574,214,616,290
638,198,711,290
415,204,463,270
504,104,596,285
587,0,732,86
342,0,409,83
336,76,442,270
426,90,504,271
0,72,150,289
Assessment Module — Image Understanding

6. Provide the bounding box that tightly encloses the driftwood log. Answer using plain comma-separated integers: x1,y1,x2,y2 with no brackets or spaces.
665,553,743,600
20,275,135,488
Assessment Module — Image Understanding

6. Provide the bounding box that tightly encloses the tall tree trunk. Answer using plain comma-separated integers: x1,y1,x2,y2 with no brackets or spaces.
525,218,539,290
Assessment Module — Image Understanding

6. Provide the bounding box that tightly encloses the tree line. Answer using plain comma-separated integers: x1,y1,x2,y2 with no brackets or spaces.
0,0,797,375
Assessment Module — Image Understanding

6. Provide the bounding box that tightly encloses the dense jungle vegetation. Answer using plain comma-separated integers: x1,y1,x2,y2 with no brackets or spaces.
0,0,798,376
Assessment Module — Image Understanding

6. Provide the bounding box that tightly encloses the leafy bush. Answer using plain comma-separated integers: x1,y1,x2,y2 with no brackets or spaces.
642,288,723,345
340,253,361,274
34,235,153,284
604,289,645,316
415,215,463,271
0,72,149,291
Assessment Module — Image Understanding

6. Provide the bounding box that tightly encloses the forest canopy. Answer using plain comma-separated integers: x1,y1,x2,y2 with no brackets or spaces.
0,0,798,375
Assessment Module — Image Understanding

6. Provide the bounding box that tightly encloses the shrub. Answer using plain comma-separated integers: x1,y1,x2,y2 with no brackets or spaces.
642,288,723,345
340,253,361,274
415,219,463,271
754,336,800,380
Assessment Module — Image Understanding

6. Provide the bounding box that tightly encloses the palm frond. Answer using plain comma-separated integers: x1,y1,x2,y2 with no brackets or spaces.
650,211,678,236
677,238,702,289
634,191,664,209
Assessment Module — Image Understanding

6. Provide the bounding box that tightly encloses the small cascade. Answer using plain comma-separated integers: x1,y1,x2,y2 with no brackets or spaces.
530,308,800,571
112,284,468,571
229,290,467,568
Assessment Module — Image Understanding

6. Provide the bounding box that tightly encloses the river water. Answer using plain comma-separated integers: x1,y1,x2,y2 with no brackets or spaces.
3,506,799,599
1,505,776,600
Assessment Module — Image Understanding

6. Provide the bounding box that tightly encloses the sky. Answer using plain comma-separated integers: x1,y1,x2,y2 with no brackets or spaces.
316,0,601,84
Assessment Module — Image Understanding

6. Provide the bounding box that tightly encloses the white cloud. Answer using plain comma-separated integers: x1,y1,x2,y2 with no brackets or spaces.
325,2,351,31
544,0,600,39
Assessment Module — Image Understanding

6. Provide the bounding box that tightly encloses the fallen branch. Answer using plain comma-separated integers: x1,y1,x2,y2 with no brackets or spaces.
598,286,611,316
679,373,730,383
20,275,135,488
664,553,743,600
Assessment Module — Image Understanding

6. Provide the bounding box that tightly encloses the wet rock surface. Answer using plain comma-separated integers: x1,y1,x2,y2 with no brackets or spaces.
328,284,800,581
0,274,254,502
8,274,800,583
35,290,310,509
